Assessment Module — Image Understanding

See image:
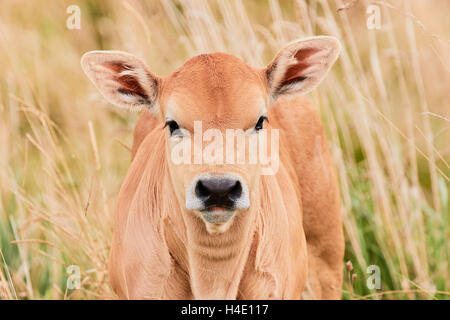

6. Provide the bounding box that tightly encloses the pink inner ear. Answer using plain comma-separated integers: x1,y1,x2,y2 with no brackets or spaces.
103,60,132,73
284,48,321,82
103,61,148,98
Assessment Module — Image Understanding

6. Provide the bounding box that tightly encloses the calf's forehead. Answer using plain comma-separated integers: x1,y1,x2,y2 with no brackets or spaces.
160,53,268,129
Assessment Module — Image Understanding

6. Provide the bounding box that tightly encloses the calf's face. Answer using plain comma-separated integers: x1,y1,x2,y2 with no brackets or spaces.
161,55,267,234
81,36,340,234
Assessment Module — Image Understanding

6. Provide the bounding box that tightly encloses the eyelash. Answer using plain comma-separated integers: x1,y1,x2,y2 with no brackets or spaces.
255,116,268,131
165,116,268,135
164,120,180,136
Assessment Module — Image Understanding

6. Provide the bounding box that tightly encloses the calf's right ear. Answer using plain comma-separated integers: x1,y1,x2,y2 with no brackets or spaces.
81,51,160,112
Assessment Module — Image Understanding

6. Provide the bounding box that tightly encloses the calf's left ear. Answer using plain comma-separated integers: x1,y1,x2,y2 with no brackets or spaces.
264,36,340,102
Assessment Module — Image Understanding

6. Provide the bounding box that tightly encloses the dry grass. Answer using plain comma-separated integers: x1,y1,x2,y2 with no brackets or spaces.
0,0,448,299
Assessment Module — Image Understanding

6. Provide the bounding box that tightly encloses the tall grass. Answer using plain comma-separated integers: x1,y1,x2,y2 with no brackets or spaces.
0,0,448,299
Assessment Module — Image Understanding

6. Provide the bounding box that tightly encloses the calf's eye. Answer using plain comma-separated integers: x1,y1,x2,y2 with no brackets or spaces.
255,116,268,131
164,120,181,136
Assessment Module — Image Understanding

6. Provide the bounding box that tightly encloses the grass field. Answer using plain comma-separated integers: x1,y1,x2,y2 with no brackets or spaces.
0,0,448,299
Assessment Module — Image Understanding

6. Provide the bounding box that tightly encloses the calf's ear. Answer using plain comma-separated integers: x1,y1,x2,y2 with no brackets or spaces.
81,51,160,112
264,36,340,102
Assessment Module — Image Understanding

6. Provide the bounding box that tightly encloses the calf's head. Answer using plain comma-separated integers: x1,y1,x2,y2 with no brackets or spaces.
81,36,340,234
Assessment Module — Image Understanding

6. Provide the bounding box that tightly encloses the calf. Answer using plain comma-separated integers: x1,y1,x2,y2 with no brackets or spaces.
81,36,344,299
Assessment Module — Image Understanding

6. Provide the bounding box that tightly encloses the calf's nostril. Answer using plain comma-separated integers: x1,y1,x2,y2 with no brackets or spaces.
228,181,242,201
195,180,211,200
195,178,242,206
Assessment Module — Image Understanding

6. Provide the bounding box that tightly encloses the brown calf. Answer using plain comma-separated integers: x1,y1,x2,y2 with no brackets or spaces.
81,36,344,299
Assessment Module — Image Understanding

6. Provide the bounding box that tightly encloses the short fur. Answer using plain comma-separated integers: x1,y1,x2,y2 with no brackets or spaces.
81,36,344,299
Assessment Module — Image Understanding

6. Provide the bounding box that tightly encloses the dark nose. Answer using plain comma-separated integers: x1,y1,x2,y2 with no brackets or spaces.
195,178,242,208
